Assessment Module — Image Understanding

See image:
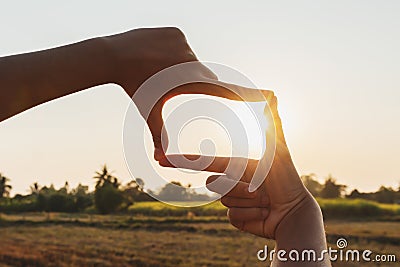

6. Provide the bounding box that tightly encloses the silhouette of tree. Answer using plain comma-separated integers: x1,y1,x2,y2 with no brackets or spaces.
135,178,145,191
157,181,190,201
121,178,155,205
347,189,363,199
29,182,40,195
71,183,93,211
0,173,12,198
94,184,123,214
320,175,347,198
58,181,69,194
94,164,119,189
375,186,396,204
94,165,123,213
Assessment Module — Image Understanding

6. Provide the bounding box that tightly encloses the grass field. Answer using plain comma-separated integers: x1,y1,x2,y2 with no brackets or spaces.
0,201,399,266
127,199,400,219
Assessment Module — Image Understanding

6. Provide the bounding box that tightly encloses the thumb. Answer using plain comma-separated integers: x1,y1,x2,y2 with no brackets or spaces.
265,96,287,146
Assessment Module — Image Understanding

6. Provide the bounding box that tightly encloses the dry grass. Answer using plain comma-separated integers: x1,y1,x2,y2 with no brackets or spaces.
0,213,399,266
0,223,273,267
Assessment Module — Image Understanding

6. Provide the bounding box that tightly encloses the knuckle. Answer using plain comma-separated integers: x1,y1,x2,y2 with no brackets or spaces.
269,90,275,97
264,90,275,101
163,27,185,38
230,219,244,231
220,197,230,207
227,208,238,219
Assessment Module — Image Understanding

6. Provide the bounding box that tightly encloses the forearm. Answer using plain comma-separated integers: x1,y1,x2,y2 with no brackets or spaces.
0,37,112,122
272,195,331,267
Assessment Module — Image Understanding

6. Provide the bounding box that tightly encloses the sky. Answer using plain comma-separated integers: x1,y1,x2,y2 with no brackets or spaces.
0,0,399,195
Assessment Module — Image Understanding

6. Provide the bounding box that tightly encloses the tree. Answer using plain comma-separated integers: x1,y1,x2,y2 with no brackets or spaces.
347,189,363,199
94,184,123,214
157,181,190,201
72,184,93,211
136,178,145,191
48,193,75,212
121,178,156,203
29,182,40,195
94,165,119,188
0,173,12,198
375,186,396,204
58,181,69,194
94,165,123,214
320,175,347,198
301,174,322,197
121,179,143,206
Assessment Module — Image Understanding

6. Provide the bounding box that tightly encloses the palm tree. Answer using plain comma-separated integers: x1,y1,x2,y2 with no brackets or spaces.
0,173,12,198
94,164,119,188
30,182,40,195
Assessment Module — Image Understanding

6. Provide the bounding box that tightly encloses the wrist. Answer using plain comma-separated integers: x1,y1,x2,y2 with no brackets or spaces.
94,36,119,86
275,193,325,245
100,30,143,95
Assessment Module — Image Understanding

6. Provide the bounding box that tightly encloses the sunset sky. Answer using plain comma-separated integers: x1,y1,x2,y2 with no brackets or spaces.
0,0,399,195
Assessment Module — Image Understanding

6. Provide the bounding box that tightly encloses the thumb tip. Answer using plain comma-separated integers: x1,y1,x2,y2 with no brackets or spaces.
154,149,165,162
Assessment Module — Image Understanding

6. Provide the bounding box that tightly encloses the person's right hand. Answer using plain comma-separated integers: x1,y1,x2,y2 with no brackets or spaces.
159,95,321,240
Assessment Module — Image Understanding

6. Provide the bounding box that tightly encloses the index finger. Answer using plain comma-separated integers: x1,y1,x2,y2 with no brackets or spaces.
164,61,274,102
158,154,259,183
174,78,274,103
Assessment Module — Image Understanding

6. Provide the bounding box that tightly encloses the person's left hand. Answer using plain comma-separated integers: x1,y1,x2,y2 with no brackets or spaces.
104,27,273,161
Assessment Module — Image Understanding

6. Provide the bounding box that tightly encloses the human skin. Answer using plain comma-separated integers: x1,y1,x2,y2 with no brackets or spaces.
0,27,329,266
0,27,270,160
160,97,331,266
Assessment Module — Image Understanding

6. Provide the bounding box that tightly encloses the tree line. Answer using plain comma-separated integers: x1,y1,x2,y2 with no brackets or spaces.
0,165,212,214
0,168,399,214
301,174,400,204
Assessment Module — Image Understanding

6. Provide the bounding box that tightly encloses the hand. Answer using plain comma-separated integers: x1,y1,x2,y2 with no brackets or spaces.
104,27,272,160
0,26,271,159
159,95,320,240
